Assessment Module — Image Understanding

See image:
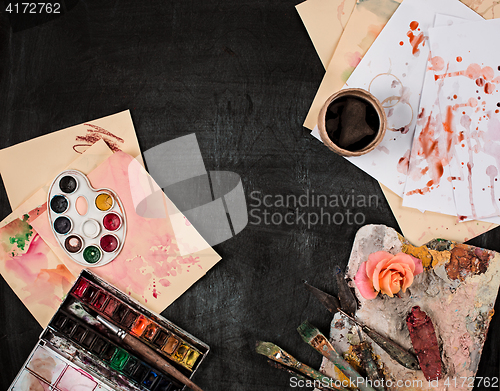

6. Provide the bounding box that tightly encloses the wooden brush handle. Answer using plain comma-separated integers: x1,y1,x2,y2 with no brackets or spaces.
123,334,203,391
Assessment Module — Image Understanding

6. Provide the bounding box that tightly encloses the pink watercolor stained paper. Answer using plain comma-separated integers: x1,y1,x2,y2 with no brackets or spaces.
0,206,75,327
311,0,482,197
0,141,113,327
31,151,221,312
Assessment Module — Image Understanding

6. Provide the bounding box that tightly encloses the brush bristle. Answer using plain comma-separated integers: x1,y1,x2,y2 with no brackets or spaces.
255,341,279,357
297,320,320,343
67,302,101,326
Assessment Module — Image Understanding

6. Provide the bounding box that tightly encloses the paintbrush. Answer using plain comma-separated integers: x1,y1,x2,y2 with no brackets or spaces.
266,360,339,391
303,281,420,371
297,321,376,391
67,302,204,391
336,270,386,391
335,266,357,317
255,341,348,391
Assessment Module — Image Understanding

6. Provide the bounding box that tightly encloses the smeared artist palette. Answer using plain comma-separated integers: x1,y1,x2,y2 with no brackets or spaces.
47,170,126,267
8,270,209,391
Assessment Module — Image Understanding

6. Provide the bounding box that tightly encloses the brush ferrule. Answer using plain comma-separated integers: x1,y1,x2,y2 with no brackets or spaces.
97,315,126,339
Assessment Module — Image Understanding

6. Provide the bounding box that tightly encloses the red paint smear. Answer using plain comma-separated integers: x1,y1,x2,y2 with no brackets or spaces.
397,150,411,175
410,21,419,30
74,124,125,154
485,82,495,94
407,30,425,56
407,108,457,196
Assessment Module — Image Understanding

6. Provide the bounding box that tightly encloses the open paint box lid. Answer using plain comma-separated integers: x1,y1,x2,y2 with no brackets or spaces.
47,170,127,267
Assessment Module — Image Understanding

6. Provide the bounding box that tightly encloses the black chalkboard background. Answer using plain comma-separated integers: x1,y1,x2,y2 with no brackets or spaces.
0,1,498,390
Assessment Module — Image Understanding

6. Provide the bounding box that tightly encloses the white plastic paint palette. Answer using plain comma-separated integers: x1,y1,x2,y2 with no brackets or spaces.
47,170,127,267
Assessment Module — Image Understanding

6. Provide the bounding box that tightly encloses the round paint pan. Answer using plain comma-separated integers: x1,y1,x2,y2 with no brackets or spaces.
54,216,73,235
103,212,122,231
82,219,101,239
95,193,114,212
100,234,119,253
47,169,127,267
65,235,84,254
83,245,102,264
59,175,78,194
50,195,70,214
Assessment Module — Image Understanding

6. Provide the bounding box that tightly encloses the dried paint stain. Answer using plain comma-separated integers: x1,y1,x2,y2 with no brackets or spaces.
445,244,492,281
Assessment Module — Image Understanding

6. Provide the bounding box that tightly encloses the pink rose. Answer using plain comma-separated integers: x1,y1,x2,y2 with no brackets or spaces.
354,251,423,300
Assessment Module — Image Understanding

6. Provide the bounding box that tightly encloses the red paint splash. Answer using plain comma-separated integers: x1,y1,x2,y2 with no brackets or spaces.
434,64,499,95
428,56,444,72
457,56,462,62
407,21,425,56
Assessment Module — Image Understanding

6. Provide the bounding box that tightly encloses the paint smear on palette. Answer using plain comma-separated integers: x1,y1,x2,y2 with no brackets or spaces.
12,370,50,391
27,346,67,384
0,205,75,319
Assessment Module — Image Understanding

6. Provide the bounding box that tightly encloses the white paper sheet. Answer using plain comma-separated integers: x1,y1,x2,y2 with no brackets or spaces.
425,18,500,219
312,0,482,197
403,14,481,215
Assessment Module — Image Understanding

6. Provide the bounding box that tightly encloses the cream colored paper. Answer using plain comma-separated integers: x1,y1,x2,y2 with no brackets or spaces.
295,0,356,68
300,0,500,245
0,110,143,210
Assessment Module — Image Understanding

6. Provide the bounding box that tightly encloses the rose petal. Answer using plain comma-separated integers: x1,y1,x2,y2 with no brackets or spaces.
391,273,402,294
386,253,416,273
366,251,393,278
371,256,393,292
354,262,378,300
384,263,406,275
379,271,394,297
401,271,414,292
410,255,424,275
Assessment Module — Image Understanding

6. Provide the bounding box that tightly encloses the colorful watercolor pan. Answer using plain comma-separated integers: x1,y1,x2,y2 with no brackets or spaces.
47,170,127,267
9,269,208,391
70,273,205,372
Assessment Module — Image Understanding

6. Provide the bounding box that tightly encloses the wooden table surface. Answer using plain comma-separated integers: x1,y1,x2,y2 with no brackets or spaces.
0,1,498,390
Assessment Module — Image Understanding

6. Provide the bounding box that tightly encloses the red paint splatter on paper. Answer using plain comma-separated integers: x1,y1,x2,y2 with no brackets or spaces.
429,56,445,72
406,107,456,196
434,64,499,95
397,150,411,175
407,21,425,56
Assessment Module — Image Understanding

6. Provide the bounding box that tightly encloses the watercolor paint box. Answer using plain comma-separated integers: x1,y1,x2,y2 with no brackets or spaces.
8,270,209,391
